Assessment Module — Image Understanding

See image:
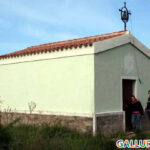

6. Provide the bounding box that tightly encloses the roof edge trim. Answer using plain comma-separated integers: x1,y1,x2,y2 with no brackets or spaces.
94,34,150,58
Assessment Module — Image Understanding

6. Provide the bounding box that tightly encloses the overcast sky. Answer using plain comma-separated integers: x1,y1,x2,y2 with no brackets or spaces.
0,0,150,55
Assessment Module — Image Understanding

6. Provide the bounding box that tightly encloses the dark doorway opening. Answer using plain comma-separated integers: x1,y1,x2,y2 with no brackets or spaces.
122,79,136,131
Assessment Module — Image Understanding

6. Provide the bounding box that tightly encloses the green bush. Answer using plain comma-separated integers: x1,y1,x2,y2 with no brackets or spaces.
0,118,20,150
0,124,12,150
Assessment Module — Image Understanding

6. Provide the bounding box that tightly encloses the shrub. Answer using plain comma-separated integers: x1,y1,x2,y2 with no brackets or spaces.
0,124,12,150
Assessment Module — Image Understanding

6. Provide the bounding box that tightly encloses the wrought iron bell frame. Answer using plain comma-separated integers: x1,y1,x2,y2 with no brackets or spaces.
119,2,131,31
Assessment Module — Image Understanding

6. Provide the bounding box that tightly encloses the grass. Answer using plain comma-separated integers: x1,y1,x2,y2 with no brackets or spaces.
0,123,115,150
1,121,150,150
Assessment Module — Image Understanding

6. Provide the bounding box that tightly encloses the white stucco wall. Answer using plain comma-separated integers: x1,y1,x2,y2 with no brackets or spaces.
0,51,94,116
94,43,150,113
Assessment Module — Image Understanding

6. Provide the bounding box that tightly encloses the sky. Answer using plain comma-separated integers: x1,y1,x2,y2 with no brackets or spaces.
0,0,150,55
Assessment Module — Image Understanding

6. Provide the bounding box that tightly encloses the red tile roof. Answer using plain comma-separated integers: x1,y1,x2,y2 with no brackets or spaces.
0,30,128,59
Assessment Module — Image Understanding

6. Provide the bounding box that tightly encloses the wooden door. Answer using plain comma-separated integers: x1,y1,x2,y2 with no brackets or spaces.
122,79,135,131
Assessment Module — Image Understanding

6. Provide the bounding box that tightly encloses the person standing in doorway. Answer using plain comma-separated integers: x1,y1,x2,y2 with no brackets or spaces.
128,95,144,130
145,90,150,121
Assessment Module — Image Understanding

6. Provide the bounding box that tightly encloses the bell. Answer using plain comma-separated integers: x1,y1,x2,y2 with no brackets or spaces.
122,11,129,21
